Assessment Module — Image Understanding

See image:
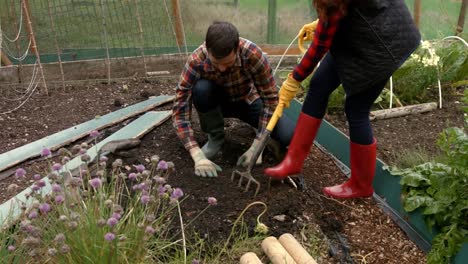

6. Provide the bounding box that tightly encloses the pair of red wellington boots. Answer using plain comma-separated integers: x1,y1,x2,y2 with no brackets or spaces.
264,112,376,198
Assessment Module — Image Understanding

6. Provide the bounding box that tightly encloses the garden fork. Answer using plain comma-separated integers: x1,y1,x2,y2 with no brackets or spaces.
231,104,284,196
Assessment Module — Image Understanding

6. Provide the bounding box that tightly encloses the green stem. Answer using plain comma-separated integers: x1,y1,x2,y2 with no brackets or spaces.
213,201,267,262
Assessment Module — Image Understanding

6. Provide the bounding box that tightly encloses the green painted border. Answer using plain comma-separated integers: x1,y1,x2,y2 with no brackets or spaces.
284,99,467,262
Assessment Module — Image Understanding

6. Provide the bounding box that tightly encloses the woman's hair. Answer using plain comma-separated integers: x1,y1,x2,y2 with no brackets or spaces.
313,0,350,20
205,21,239,59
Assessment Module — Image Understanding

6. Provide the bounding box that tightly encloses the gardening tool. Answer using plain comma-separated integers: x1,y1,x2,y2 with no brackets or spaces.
231,103,285,196
231,22,315,196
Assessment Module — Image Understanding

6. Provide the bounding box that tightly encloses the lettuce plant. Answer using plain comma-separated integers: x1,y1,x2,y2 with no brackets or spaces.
390,90,468,263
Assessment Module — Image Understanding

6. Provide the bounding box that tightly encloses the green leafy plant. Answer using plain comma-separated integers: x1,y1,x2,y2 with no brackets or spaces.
389,91,468,263
392,40,467,105
374,87,404,109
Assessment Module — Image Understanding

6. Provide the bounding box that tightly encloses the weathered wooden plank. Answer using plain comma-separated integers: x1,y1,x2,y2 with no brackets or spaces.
0,110,171,226
370,102,437,121
0,95,174,173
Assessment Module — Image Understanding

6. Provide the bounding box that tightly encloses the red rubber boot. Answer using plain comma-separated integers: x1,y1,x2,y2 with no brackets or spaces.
323,139,377,198
264,112,322,180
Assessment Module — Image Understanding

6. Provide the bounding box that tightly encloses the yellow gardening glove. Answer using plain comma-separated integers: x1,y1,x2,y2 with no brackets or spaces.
190,147,222,177
298,20,319,42
279,73,301,108
298,19,318,53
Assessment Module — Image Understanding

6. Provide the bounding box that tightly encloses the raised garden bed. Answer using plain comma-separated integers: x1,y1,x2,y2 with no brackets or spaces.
0,77,464,263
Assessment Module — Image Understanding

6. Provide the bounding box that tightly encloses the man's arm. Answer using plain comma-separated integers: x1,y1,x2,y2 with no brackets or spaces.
249,47,278,136
172,58,200,151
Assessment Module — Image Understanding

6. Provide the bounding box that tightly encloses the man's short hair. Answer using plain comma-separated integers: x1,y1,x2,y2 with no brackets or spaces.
205,21,239,59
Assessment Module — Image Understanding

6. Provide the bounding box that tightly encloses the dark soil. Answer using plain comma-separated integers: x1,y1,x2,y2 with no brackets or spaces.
1,77,464,263
325,90,465,166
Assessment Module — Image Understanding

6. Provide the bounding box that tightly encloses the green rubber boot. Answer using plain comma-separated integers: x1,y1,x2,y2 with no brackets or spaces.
198,108,225,159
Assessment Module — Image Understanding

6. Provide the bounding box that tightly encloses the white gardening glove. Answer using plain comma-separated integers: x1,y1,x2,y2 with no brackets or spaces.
236,139,263,167
190,147,222,177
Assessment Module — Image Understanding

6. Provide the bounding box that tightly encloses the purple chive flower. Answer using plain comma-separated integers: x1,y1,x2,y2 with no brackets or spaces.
39,203,51,214
68,221,78,230
171,188,184,200
192,259,200,264
41,148,51,157
61,245,70,253
33,174,41,181
36,180,46,188
55,195,64,204
28,211,38,219
97,219,106,227
54,233,66,243
157,160,168,170
15,168,26,178
52,184,62,193
107,217,118,227
48,248,58,256
141,182,150,191
99,156,108,162
52,163,62,171
61,156,70,164
89,178,102,189
105,232,116,241
140,195,150,204
207,197,217,206
81,154,91,162
112,213,122,220
79,148,87,155
154,176,166,185
7,245,15,251
32,185,41,192
145,226,155,235
128,173,137,181
90,130,100,138
158,186,167,196
134,164,145,173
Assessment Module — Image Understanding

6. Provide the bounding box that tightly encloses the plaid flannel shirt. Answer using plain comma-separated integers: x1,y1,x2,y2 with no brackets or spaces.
172,38,277,151
293,12,343,81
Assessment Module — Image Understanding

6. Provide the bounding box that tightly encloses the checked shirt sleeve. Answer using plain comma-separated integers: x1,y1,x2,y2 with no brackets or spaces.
293,12,342,82
249,47,278,136
172,58,201,151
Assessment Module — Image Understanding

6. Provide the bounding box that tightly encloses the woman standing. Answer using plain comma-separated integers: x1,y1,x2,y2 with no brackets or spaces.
265,0,421,198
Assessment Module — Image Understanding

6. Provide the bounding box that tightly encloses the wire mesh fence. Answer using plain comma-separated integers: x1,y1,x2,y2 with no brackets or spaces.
0,0,466,81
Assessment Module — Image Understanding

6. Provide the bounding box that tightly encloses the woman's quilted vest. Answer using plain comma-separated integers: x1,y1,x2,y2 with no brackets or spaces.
330,0,421,94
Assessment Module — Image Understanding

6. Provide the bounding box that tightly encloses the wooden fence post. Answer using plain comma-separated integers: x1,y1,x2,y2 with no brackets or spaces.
456,0,467,36
1,50,13,66
414,0,421,28
171,0,186,53
99,0,111,83
267,0,277,44
21,0,48,95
